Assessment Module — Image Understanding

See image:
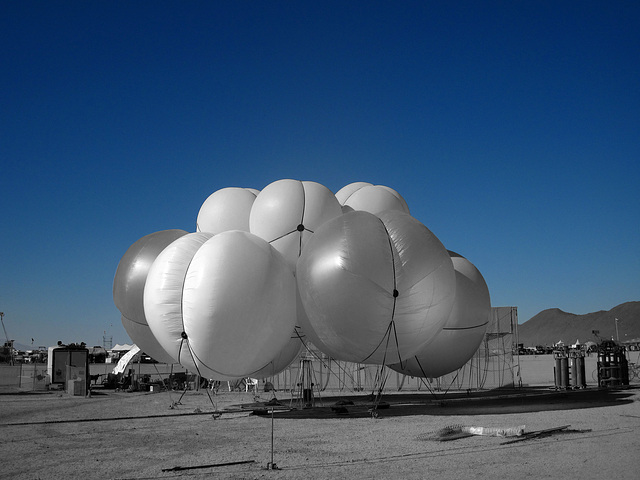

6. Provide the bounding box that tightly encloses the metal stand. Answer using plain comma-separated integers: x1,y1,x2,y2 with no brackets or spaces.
295,357,320,408
597,340,629,387
266,407,279,470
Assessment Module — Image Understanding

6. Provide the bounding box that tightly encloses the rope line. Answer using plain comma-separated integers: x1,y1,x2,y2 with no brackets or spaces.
443,320,490,331
267,228,298,244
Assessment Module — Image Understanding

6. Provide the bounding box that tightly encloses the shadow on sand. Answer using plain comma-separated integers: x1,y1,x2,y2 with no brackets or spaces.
247,386,638,419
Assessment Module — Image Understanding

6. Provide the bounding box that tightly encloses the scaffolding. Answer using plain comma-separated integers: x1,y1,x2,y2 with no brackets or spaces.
263,306,519,395
103,335,113,350
428,306,518,391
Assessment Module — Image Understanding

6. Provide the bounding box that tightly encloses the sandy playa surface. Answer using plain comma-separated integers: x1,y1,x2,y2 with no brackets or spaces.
1,357,639,480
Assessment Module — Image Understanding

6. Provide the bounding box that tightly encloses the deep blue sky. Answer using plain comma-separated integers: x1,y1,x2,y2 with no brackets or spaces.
1,1,638,349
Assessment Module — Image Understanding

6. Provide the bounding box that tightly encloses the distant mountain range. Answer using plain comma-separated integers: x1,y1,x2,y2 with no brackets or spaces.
9,301,639,353
517,301,640,347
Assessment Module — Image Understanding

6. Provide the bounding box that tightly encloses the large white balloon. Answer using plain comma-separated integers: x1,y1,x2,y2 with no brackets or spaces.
334,182,372,204
113,229,188,363
249,296,310,380
143,232,216,374
389,251,491,378
181,231,297,378
113,179,492,383
249,179,343,270
335,183,410,215
144,231,302,381
196,187,258,234
296,210,456,365
249,327,305,379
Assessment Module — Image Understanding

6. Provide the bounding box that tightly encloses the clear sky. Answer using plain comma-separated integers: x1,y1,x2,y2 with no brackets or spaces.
1,1,638,350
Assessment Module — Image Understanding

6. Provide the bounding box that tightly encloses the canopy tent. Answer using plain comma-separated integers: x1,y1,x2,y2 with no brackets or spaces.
112,345,141,375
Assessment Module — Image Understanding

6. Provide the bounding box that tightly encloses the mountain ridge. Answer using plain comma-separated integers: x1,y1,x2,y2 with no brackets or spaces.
517,301,640,347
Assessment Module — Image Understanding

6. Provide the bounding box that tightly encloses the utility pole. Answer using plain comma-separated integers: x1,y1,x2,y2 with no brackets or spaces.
615,318,620,342
0,312,6,342
1,312,14,366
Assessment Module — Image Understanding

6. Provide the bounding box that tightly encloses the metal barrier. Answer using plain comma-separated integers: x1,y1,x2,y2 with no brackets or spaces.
0,364,48,391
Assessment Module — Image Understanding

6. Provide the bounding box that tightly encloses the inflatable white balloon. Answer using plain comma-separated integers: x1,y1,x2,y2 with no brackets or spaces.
181,230,297,378
143,232,218,375
196,187,258,234
248,299,310,380
296,210,456,365
113,179,492,381
249,179,343,270
144,230,301,380
113,229,188,363
249,327,305,379
389,251,491,378
335,182,410,215
334,181,371,204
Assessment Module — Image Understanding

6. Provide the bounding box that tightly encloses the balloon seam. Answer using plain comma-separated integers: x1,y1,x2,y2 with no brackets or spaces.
442,320,490,331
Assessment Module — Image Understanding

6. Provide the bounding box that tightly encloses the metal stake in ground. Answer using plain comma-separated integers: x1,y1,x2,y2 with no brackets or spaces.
266,407,279,470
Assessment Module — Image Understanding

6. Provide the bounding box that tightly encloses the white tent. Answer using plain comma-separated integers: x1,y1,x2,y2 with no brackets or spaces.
112,345,141,375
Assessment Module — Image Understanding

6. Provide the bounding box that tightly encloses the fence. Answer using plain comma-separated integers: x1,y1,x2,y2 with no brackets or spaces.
0,364,48,391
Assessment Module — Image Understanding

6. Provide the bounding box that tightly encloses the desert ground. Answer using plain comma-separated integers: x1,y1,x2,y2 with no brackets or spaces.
1,355,639,480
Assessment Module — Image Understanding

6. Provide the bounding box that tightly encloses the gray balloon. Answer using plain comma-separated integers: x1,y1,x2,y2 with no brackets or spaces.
113,229,188,325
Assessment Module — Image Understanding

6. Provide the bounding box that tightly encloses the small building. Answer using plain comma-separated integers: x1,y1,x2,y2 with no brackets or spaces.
47,343,90,395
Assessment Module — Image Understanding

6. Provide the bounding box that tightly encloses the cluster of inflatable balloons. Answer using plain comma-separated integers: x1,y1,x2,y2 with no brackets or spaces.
113,180,491,381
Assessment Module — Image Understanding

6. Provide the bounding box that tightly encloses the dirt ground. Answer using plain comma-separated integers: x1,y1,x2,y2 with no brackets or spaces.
1,381,639,480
